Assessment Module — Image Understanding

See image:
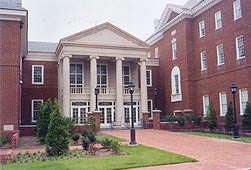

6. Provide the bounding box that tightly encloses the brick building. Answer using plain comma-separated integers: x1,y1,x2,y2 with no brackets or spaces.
0,0,250,136
147,0,251,124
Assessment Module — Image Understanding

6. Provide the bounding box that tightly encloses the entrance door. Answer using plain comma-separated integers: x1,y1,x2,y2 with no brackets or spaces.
124,105,139,126
99,106,114,128
71,107,88,124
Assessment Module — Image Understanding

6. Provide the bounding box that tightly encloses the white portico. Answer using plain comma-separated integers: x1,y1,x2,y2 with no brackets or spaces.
56,22,149,128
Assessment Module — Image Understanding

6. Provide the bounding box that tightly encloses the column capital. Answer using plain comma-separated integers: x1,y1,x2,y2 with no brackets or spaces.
139,58,148,62
90,55,99,60
116,57,124,61
62,54,72,59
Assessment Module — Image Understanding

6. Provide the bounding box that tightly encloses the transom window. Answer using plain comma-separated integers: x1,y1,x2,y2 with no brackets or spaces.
215,11,222,29
32,100,43,122
233,0,242,20
200,51,207,71
236,35,245,60
239,89,248,115
171,38,177,60
97,64,108,88
203,95,209,117
217,44,224,66
70,64,83,93
122,65,130,86
32,65,44,84
146,70,152,87
219,92,227,116
199,20,205,38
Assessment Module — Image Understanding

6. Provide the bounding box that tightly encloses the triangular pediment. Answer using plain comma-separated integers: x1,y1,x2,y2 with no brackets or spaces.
61,22,148,48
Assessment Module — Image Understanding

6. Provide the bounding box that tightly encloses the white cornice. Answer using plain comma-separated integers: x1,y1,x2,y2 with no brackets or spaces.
146,58,160,67
0,9,26,21
25,52,57,62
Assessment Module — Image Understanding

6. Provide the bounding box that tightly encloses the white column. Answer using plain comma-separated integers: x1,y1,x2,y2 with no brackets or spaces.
115,57,124,125
140,59,148,114
90,55,98,112
62,55,71,117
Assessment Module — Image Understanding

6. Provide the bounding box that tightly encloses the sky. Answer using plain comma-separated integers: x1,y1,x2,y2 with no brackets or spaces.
23,0,186,43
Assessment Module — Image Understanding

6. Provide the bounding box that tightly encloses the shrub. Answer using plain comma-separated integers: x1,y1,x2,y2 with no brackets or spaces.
99,137,112,149
89,117,96,132
37,99,53,144
224,102,234,131
45,101,70,156
82,131,96,150
0,136,7,147
110,141,120,153
206,102,218,131
176,116,185,127
191,114,202,126
71,134,80,143
243,102,251,130
82,137,90,150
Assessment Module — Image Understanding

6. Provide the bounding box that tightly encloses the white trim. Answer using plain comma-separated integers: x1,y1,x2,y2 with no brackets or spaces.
199,20,205,38
97,63,109,88
214,10,222,30
216,44,224,66
31,99,43,123
235,35,245,60
200,51,207,71
122,65,131,87
219,92,227,116
154,47,159,58
25,52,57,62
233,0,242,20
147,100,153,119
239,88,248,115
32,65,44,84
203,95,209,117
146,70,152,87
171,38,177,60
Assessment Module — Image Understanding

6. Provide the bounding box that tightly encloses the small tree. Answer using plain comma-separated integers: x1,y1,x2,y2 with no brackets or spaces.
45,101,70,156
224,102,234,131
206,102,218,131
242,102,251,130
37,99,53,144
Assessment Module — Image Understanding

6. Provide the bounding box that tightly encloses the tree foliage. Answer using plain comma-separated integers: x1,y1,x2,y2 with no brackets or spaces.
242,102,251,130
206,102,218,130
37,99,53,144
224,102,234,131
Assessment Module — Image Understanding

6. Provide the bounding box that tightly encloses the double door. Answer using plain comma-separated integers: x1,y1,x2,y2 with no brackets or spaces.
100,106,114,128
124,105,140,126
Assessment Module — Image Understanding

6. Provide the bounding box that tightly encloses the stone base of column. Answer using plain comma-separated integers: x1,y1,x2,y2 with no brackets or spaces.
153,110,161,130
113,121,121,126
88,111,101,132
142,112,149,129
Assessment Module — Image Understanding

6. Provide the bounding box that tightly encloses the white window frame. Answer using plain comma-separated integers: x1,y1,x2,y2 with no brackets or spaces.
239,88,248,115
171,38,177,60
171,66,182,102
200,51,207,71
233,0,242,20
147,100,153,119
203,95,209,117
219,92,227,116
70,63,84,93
146,70,152,87
97,64,108,88
236,35,245,60
215,11,222,30
122,65,131,87
147,52,151,58
31,99,43,122
217,44,224,66
199,20,205,38
32,65,44,84
154,47,159,58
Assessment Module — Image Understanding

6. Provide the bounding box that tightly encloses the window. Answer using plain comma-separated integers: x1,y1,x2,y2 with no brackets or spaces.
122,65,130,86
233,0,242,20
215,11,222,29
171,38,177,60
32,100,43,122
147,100,153,118
171,66,182,102
203,95,209,117
219,92,227,116
199,20,205,38
236,35,245,59
70,64,83,93
32,65,44,84
147,52,151,58
217,44,224,66
200,51,207,71
239,89,248,115
154,47,159,58
97,64,108,88
146,70,152,87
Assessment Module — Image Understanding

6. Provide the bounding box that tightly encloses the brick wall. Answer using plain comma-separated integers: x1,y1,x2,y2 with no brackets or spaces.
0,20,21,131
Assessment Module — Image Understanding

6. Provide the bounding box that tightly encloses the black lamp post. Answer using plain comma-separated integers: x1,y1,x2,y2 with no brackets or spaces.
230,83,240,139
128,81,137,145
154,88,158,110
95,86,100,111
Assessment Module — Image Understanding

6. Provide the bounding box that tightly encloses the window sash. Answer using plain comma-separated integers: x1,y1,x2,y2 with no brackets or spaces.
122,66,130,86
147,100,153,118
174,74,179,94
97,64,108,88
236,35,245,59
172,40,177,59
215,11,222,29
201,51,207,70
233,0,242,20
219,92,227,116
155,47,159,58
239,89,248,115
146,70,152,86
217,44,224,65
70,64,83,88
32,100,43,122
199,21,205,37
32,65,44,84
203,95,209,116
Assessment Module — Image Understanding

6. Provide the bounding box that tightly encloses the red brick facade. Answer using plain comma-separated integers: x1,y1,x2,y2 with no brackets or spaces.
148,0,251,124
0,20,21,131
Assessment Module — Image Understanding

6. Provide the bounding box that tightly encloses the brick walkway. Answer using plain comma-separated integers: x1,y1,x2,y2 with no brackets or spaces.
102,129,251,170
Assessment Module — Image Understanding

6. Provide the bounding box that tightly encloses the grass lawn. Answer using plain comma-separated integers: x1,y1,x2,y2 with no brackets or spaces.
183,132,251,143
2,145,196,170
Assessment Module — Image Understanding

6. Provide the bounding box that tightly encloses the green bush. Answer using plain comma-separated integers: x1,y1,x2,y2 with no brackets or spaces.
89,117,96,132
224,102,234,131
99,137,112,149
243,102,251,130
45,101,70,156
110,141,120,153
37,99,53,144
71,134,80,143
191,114,202,126
82,131,96,150
0,136,7,147
206,102,218,130
176,116,185,127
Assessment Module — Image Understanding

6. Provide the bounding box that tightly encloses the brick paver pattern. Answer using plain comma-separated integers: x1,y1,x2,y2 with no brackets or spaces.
103,129,251,170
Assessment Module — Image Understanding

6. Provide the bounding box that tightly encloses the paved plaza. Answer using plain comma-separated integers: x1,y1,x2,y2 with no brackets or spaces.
103,129,251,170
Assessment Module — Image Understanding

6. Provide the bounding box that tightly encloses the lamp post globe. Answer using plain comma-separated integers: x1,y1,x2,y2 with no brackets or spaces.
230,83,240,139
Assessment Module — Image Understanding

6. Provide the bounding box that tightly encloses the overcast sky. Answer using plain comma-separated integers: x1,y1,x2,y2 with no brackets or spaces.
23,0,186,43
